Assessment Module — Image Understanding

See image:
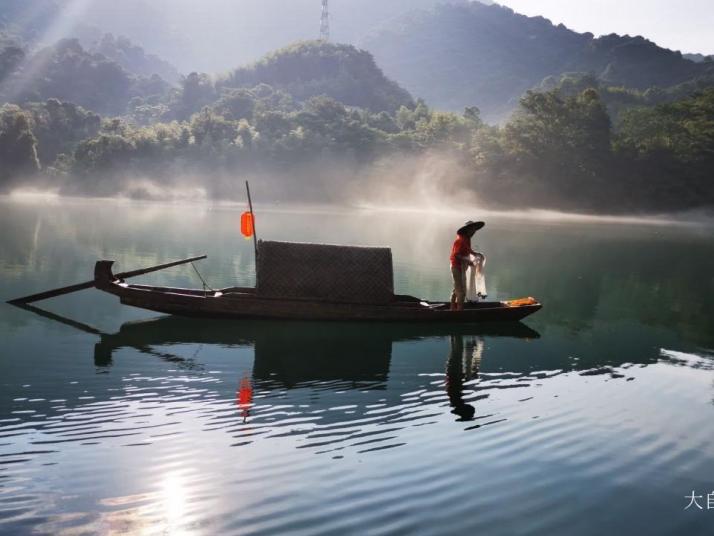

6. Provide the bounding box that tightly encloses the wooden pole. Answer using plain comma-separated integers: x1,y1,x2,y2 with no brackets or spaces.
114,254,207,280
7,254,207,305
246,180,258,261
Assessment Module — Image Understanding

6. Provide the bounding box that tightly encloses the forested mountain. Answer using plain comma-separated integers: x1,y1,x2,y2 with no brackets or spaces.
0,33,411,120
0,0,459,73
362,2,714,121
0,37,170,115
219,42,413,113
154,41,414,124
3,0,712,123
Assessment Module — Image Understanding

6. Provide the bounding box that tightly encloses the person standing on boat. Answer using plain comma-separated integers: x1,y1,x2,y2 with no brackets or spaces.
450,220,485,311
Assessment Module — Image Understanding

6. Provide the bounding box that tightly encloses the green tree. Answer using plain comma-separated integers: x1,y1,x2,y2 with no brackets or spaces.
25,99,101,165
0,104,40,189
212,88,256,121
500,88,612,207
614,89,714,209
169,72,216,120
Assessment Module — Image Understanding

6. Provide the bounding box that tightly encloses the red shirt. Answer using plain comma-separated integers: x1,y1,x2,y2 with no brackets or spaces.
450,235,471,268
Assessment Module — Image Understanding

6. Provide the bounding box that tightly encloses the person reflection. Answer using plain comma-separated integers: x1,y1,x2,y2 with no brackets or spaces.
445,335,483,421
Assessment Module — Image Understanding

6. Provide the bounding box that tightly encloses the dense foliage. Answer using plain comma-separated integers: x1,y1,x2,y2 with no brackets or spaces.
33,91,469,198
474,87,714,211
2,76,712,212
614,90,714,210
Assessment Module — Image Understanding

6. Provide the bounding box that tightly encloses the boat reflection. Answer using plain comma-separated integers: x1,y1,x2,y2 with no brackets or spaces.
95,317,542,424
93,316,538,378
14,305,542,425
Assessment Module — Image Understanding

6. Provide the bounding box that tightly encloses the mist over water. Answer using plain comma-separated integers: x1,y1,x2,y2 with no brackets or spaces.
9,160,714,227
9,149,478,206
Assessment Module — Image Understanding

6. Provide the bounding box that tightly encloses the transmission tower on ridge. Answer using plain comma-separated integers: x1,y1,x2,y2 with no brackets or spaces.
320,0,330,41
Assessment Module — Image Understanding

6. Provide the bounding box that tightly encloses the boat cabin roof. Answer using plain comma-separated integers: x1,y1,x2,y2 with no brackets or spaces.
256,240,394,305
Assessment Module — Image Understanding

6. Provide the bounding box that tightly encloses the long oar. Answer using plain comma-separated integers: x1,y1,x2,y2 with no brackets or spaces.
7,254,207,305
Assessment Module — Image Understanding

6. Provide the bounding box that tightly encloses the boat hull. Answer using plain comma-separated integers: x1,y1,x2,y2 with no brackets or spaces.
97,281,542,323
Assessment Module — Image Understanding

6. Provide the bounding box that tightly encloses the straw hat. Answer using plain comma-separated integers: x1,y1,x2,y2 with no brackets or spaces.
457,220,485,235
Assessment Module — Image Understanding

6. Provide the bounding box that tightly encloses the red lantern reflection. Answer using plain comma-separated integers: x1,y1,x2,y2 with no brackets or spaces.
236,375,253,423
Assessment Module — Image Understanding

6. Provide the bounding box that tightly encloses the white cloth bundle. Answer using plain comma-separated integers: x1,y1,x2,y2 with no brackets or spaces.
466,253,487,302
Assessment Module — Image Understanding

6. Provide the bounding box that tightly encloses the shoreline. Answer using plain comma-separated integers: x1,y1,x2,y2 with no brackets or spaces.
3,191,713,228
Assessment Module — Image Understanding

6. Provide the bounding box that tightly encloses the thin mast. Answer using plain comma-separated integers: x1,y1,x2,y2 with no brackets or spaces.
245,180,258,261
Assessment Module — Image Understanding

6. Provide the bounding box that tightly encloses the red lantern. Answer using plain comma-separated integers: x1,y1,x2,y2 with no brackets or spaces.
240,211,254,238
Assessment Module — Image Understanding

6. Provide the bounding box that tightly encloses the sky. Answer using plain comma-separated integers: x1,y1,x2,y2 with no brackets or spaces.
500,0,714,55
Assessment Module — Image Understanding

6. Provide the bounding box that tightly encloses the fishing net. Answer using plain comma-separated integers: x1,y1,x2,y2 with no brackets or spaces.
466,253,487,301
256,240,394,304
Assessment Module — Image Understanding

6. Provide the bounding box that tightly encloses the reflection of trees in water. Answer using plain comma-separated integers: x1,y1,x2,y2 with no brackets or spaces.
493,228,714,346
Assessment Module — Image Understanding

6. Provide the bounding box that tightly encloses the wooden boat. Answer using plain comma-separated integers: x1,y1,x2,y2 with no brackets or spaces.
9,238,542,323
93,259,542,322
7,183,541,324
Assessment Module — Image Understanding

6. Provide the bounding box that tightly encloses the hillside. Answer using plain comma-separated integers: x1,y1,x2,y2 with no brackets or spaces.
684,53,714,63
0,37,170,115
361,2,714,121
88,33,180,85
1,2,712,214
0,0,463,73
0,0,59,42
218,41,414,113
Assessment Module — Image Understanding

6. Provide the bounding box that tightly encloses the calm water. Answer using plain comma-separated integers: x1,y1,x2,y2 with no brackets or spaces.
1,197,713,535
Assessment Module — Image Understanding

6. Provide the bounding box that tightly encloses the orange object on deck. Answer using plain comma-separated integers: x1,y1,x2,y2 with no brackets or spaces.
240,211,254,238
503,297,538,307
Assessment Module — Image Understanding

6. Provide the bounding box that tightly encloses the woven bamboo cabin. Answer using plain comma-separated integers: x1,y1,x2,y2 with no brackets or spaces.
91,240,541,322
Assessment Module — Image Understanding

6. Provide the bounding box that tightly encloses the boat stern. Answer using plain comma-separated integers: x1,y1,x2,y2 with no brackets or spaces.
94,260,117,289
